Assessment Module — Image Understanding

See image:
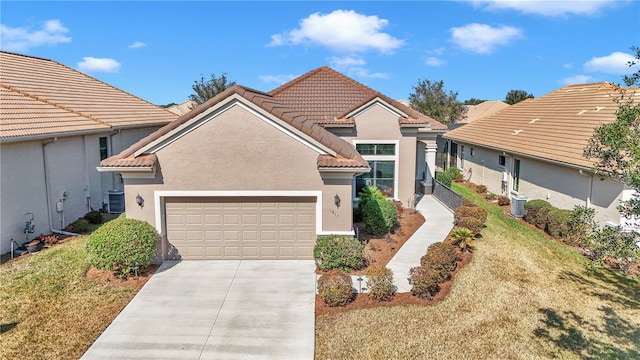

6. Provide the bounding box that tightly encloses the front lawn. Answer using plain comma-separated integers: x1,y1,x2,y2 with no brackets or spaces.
0,237,142,359
315,183,640,359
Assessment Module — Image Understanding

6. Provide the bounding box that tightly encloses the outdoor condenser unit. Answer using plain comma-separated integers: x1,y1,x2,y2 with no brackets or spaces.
510,195,528,218
105,190,125,213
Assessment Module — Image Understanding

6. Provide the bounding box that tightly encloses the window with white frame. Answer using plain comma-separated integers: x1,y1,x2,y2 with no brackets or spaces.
354,142,397,198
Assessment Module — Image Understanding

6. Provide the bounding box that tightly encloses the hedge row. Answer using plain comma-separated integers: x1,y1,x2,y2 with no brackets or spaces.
408,242,459,299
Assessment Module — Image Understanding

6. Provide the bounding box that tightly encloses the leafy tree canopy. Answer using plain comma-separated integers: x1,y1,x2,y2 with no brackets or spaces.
464,98,486,105
505,89,534,105
189,72,236,105
408,79,467,125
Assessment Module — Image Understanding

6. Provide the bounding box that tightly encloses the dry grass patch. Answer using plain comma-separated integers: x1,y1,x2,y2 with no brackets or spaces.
315,184,640,359
0,237,143,360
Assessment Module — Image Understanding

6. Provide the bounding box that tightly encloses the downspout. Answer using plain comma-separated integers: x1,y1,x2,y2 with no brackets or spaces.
578,169,593,208
42,138,80,237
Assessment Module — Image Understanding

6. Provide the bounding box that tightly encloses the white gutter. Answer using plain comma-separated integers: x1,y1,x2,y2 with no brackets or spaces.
42,138,80,237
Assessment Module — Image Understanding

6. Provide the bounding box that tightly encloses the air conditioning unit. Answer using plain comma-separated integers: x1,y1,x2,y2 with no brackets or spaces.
105,190,125,213
510,196,528,218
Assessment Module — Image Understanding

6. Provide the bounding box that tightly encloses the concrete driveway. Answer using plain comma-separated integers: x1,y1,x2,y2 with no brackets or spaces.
81,260,316,360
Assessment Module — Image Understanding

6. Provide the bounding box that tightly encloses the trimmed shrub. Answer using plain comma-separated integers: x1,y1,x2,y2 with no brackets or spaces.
436,171,453,187
524,200,552,225
317,270,354,307
477,185,487,193
497,195,511,206
314,235,365,271
453,173,464,183
457,217,483,235
448,227,475,252
535,205,553,230
365,265,395,302
445,167,462,177
408,266,441,299
546,208,572,239
454,206,487,224
420,242,458,281
83,210,103,224
486,192,496,200
357,186,381,211
361,188,398,235
68,218,90,233
86,217,158,276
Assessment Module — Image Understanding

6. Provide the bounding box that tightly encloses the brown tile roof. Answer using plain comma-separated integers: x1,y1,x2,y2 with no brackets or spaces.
269,66,447,131
445,82,638,169
0,51,177,141
100,85,369,170
459,100,510,124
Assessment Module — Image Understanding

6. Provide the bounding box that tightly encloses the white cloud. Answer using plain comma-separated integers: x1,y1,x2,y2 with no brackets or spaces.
268,10,404,53
128,41,147,49
346,67,388,79
471,0,619,17
584,51,639,74
329,56,366,68
77,57,121,73
327,56,387,79
561,75,594,85
563,63,573,69
259,74,297,85
449,23,523,54
0,19,71,52
425,57,445,67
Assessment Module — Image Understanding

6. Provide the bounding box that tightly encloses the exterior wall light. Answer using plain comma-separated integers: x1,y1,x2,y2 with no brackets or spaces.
136,194,144,208
334,194,341,207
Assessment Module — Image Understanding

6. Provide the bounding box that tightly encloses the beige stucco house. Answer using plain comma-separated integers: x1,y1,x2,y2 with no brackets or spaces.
99,67,446,261
444,82,638,228
0,51,178,255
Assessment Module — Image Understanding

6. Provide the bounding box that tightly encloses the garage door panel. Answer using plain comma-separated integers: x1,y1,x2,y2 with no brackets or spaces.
165,197,315,260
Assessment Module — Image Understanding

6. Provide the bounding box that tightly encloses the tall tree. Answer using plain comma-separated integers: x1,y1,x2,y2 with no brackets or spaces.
505,89,534,105
408,79,467,125
464,98,486,105
189,73,236,105
583,46,640,273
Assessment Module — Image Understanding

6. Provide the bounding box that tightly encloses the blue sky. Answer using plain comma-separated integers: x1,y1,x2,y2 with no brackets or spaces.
2,1,639,106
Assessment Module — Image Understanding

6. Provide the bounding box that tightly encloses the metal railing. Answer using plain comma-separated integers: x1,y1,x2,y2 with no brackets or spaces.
433,179,463,211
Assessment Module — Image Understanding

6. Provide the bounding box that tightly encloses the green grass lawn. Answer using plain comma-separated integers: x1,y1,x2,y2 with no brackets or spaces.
315,183,640,359
0,237,138,360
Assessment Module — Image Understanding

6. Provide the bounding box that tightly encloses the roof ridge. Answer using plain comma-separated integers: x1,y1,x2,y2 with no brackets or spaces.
269,66,377,96
268,67,326,95
0,83,109,127
1,51,176,116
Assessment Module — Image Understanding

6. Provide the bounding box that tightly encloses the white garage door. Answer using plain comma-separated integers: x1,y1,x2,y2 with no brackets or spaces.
165,197,316,260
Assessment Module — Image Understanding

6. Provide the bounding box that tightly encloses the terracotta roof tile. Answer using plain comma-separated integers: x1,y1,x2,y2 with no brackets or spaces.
269,66,447,131
445,82,638,169
100,85,369,170
0,51,178,140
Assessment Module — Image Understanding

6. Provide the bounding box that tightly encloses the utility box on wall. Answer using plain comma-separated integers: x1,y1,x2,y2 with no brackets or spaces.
105,190,125,213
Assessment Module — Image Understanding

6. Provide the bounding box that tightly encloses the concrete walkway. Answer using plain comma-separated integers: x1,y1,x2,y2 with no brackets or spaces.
347,195,455,294
82,260,316,360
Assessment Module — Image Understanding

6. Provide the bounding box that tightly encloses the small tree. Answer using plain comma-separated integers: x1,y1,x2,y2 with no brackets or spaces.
189,73,236,105
409,79,467,125
505,89,534,105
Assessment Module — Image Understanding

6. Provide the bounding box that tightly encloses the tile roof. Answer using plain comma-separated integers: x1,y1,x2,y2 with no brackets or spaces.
0,51,177,141
100,85,369,170
445,82,639,169
269,66,447,131
459,100,510,124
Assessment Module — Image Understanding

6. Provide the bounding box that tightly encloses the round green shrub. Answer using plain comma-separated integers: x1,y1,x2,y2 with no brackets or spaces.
84,210,103,224
362,195,398,235
365,265,395,302
436,172,453,187
317,270,354,307
86,216,158,276
546,208,572,239
524,200,552,225
408,266,441,299
313,235,365,271
457,216,483,235
69,218,90,233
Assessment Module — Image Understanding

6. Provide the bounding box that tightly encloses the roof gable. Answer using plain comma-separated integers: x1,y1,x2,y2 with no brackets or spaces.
100,85,368,170
0,51,178,141
445,82,638,169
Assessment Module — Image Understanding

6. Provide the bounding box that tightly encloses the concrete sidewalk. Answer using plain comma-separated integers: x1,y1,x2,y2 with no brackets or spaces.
383,195,455,293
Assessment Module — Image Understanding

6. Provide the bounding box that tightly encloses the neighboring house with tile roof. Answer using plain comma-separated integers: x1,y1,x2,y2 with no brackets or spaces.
166,99,198,116
459,100,510,124
0,51,178,255
98,67,446,261
444,82,639,228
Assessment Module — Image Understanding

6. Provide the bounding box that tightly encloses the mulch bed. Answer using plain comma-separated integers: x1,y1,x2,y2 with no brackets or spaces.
85,265,159,290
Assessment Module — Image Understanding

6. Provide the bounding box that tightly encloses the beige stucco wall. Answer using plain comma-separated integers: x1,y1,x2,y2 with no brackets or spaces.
458,142,623,226
335,103,420,207
122,104,355,258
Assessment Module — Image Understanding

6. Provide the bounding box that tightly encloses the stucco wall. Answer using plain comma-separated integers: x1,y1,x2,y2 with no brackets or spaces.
459,142,623,226
122,104,355,243
336,103,419,207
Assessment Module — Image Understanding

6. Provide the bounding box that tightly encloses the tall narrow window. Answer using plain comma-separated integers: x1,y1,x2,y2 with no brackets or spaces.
355,143,397,198
99,137,108,160
498,155,506,167
512,159,521,191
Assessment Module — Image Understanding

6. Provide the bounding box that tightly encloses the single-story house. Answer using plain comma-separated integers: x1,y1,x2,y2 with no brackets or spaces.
0,51,178,254
444,82,638,228
460,100,510,124
99,67,447,261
